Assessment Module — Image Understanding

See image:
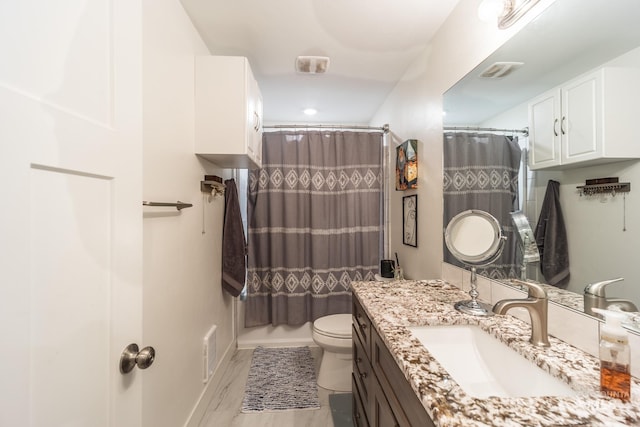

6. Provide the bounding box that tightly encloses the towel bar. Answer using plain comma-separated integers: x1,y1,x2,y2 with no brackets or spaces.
142,201,193,211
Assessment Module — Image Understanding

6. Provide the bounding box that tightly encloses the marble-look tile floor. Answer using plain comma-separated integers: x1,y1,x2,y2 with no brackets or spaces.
198,347,339,427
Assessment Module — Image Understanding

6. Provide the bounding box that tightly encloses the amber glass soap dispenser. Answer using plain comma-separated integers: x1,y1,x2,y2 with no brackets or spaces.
593,308,631,401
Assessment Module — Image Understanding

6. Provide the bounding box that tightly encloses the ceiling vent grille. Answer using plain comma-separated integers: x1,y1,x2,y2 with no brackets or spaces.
295,56,330,74
479,61,524,78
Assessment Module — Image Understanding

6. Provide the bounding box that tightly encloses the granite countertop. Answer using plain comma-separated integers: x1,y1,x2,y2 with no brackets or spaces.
351,279,640,427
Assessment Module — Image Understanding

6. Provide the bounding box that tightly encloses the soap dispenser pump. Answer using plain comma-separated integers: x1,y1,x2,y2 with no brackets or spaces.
592,308,631,401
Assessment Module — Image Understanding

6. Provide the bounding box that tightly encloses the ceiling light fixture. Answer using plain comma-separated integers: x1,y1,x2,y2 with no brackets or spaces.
303,108,317,116
477,0,507,23
478,0,541,29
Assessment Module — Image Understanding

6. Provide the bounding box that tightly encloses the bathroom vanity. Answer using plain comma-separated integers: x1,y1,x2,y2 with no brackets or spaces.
351,280,640,426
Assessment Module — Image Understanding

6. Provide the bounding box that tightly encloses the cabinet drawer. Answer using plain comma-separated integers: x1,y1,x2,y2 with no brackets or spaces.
352,375,370,427
372,329,435,427
353,297,371,354
370,373,401,427
353,326,371,407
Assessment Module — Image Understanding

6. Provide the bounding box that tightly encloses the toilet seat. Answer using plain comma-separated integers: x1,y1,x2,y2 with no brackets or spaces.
313,314,351,339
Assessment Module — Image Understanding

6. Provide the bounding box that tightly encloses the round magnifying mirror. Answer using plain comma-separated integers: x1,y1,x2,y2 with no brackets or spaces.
444,209,506,316
445,209,505,266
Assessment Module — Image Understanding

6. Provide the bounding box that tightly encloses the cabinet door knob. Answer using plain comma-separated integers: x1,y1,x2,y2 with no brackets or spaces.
360,372,368,379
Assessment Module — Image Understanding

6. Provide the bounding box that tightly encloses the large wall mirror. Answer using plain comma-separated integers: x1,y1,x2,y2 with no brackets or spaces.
444,0,640,317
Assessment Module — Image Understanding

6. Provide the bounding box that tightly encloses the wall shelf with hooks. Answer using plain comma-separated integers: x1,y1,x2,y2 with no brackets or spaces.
200,175,226,235
201,178,226,197
577,182,630,196
576,178,631,231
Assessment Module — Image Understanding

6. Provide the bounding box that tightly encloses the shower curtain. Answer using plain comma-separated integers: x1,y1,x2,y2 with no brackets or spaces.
443,132,521,279
245,130,383,327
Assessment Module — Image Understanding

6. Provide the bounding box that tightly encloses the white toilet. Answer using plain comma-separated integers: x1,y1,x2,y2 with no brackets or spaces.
312,314,353,392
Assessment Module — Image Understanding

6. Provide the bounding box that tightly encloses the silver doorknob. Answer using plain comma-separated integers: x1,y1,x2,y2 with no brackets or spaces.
120,343,156,374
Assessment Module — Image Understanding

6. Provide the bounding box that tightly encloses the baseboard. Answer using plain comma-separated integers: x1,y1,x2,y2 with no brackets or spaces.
183,339,236,427
237,336,316,349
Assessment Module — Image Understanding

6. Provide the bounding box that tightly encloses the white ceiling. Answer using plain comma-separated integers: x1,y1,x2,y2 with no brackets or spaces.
180,0,460,125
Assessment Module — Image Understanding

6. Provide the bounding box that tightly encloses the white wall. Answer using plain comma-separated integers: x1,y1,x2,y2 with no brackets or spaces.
142,1,235,426
371,0,555,281
534,160,640,301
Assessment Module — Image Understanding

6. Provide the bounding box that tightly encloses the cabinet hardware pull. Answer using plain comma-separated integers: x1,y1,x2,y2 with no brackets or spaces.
360,372,368,379
561,116,566,135
553,118,558,136
253,111,260,131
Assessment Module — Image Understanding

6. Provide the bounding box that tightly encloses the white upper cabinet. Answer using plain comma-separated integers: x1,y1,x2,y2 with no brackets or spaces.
529,88,562,169
528,63,640,170
195,56,263,169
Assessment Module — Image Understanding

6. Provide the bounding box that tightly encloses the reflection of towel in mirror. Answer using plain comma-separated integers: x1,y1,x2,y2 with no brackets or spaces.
534,180,570,287
222,178,246,297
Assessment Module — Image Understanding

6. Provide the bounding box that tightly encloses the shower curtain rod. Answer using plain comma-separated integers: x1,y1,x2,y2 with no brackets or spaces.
444,126,529,137
264,123,389,133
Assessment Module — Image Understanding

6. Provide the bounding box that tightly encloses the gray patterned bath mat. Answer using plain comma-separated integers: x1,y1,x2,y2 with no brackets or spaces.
241,346,320,413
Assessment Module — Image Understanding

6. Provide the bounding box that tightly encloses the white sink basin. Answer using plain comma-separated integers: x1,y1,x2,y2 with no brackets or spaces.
408,325,577,398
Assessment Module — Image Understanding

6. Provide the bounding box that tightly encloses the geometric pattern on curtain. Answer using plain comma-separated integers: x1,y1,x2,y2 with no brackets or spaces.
245,130,383,327
443,132,522,280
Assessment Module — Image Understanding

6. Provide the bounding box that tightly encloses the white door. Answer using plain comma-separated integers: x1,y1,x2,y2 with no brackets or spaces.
0,1,145,426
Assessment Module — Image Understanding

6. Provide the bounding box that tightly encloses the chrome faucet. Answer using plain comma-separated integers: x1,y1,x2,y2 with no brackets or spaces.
493,280,550,347
584,277,638,318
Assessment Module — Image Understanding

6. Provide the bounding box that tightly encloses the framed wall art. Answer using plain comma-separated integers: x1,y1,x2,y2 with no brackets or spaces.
402,194,417,247
395,139,418,190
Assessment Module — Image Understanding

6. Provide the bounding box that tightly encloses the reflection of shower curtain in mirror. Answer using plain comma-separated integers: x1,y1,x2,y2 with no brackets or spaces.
443,132,521,279
245,130,383,327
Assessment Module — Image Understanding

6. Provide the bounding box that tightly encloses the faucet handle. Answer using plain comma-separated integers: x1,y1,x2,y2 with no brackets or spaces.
584,278,624,297
512,279,547,299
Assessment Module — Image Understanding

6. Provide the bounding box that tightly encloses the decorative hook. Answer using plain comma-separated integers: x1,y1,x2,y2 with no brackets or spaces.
201,179,226,200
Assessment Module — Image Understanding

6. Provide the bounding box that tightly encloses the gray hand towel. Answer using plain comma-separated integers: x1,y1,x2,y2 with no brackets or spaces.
534,180,570,287
222,178,246,297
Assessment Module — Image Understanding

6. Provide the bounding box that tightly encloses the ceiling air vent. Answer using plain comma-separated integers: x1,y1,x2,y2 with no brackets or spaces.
295,56,330,74
479,62,524,79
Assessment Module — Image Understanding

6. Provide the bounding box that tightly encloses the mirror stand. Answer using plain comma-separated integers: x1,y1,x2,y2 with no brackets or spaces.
444,209,506,317
454,267,494,316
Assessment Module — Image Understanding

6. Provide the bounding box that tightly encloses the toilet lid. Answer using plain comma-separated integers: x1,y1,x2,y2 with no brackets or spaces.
313,314,352,338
